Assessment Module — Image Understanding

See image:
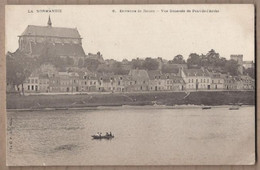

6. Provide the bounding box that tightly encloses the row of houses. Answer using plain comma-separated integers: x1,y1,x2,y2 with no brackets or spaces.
17,67,254,93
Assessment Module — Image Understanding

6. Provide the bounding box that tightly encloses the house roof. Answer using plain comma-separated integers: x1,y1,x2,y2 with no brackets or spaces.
82,74,98,80
39,74,49,79
243,61,254,64
207,71,224,79
129,69,149,80
58,72,79,77
172,76,184,83
21,25,81,39
147,70,162,80
102,77,111,83
182,68,210,77
31,42,85,56
240,75,254,82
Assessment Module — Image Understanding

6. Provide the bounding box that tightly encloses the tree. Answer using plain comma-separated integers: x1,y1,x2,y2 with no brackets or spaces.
216,57,227,68
206,49,220,66
131,58,144,69
6,53,27,93
200,54,208,67
142,57,159,70
244,67,255,79
65,56,74,66
187,53,201,68
161,64,179,74
97,64,110,73
111,62,128,75
169,55,186,64
78,58,84,68
84,58,101,72
224,59,239,76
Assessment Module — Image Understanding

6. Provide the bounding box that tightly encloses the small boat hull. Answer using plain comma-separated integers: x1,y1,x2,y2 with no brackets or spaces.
229,107,239,110
92,135,114,139
229,105,239,110
202,106,211,110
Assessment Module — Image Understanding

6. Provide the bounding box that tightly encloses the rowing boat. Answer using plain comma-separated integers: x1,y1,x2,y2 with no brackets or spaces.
92,135,114,139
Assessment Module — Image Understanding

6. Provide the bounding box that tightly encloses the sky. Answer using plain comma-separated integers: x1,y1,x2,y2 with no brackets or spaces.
5,5,254,61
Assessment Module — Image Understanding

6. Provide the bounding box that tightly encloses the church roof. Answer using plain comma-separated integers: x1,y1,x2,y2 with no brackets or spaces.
31,42,85,56
20,25,81,39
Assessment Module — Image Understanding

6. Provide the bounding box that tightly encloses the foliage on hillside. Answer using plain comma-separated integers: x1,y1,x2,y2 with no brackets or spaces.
6,48,254,89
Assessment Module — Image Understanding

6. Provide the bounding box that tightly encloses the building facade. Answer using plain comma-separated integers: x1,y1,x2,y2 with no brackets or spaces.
18,16,85,66
16,67,255,94
180,68,211,90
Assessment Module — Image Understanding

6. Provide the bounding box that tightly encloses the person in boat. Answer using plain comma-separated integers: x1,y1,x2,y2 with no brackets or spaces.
109,132,112,136
106,132,109,136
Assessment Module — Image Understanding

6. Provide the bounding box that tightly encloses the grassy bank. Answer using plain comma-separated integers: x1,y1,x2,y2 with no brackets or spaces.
6,91,255,109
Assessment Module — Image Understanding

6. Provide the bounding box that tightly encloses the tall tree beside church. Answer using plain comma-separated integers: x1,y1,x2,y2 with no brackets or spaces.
6,51,33,93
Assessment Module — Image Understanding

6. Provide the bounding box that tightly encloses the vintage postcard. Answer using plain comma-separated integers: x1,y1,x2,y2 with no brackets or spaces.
5,5,255,166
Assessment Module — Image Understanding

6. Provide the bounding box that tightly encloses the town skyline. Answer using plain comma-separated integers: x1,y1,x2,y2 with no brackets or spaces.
6,5,254,62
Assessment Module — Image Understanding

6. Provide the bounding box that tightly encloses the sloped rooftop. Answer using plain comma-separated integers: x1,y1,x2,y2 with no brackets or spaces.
129,69,149,80
182,68,210,77
21,25,81,39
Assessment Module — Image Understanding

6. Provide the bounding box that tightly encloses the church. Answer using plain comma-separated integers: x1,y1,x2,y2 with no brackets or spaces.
18,16,86,65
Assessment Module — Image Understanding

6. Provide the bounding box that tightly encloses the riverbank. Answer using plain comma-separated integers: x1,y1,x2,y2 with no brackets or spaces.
6,91,255,109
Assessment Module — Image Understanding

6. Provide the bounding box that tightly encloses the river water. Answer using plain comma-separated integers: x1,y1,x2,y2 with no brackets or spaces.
6,106,255,166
